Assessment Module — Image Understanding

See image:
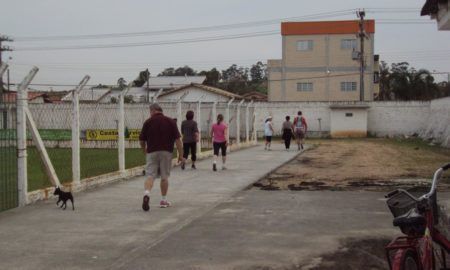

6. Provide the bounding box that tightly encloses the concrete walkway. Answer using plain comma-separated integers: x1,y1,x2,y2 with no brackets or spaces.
0,144,301,270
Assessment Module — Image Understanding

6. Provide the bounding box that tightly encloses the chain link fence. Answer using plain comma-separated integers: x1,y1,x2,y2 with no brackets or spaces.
0,93,18,211
21,99,253,193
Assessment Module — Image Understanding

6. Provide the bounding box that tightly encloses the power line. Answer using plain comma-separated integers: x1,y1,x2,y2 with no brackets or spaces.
12,18,435,52
13,9,356,42
14,30,279,51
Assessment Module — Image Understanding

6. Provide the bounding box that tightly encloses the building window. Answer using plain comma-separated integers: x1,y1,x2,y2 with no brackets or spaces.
297,82,313,92
341,39,357,50
345,113,353,117
340,82,357,92
373,71,380,84
297,40,313,51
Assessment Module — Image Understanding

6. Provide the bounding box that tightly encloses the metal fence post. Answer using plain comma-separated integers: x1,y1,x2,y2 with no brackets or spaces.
118,86,127,173
236,100,245,146
72,76,90,185
245,100,253,144
212,101,217,125
0,63,7,78
177,91,189,132
196,98,203,155
17,67,38,206
253,103,258,143
226,98,234,147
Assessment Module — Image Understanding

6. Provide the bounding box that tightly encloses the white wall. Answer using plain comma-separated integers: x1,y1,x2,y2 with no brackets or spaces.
25,98,450,147
421,97,450,147
368,101,430,137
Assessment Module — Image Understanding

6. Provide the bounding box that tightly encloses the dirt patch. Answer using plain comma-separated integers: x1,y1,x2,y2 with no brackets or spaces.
239,238,391,270
306,238,390,270
255,139,450,192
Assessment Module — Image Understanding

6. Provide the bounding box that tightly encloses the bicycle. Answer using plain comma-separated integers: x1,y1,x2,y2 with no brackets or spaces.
385,163,450,270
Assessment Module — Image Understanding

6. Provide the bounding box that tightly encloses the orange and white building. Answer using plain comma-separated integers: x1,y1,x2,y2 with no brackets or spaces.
268,20,379,102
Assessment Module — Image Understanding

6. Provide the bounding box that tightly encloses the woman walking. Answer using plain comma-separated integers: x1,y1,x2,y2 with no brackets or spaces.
181,110,199,170
264,116,274,150
281,116,293,151
293,111,308,150
210,114,228,171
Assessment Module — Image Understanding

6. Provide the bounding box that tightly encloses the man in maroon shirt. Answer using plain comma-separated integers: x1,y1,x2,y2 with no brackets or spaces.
139,103,184,211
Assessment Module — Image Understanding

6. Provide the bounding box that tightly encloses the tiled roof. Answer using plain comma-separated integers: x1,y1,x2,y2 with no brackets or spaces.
61,88,111,102
1,91,49,103
158,83,242,99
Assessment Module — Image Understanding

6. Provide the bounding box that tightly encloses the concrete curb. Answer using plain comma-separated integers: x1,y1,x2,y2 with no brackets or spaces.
26,141,258,204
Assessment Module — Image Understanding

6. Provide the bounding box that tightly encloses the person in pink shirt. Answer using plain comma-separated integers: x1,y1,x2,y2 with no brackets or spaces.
210,114,228,171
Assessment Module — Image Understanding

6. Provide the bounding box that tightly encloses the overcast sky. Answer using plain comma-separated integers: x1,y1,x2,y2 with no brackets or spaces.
1,0,449,90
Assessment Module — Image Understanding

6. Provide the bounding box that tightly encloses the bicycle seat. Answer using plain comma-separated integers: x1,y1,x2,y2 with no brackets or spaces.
393,208,426,235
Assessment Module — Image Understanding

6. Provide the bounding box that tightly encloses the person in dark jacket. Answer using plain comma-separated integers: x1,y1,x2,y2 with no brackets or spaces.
181,110,199,170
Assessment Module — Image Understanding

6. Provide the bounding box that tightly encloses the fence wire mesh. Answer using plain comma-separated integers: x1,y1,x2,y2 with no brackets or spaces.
79,103,121,178
28,103,72,191
0,93,18,211
20,99,253,193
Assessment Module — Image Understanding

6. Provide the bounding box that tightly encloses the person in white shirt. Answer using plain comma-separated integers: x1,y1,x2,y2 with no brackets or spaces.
264,116,274,150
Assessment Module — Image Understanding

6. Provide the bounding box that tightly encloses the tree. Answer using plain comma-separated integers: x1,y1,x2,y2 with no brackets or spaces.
124,95,135,103
378,61,392,100
389,62,439,100
158,67,176,76
117,77,127,90
133,69,150,87
198,68,221,87
174,66,196,76
158,66,196,76
250,61,266,83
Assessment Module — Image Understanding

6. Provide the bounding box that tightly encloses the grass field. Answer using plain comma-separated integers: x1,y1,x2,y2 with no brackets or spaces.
27,147,209,191
0,147,18,211
27,148,148,191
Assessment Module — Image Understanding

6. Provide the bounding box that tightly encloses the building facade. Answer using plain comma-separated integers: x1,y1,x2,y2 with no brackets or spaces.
268,20,377,102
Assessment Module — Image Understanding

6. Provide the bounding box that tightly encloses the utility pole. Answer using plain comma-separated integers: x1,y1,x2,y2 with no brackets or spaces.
357,10,366,101
0,35,13,95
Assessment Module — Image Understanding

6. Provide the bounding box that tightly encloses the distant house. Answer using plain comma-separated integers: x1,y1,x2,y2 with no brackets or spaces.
157,83,242,102
1,91,52,104
241,91,268,102
146,76,206,90
61,88,111,103
422,0,450,30
90,76,208,103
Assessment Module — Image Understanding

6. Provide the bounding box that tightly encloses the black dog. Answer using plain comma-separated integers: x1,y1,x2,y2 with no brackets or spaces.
54,186,75,211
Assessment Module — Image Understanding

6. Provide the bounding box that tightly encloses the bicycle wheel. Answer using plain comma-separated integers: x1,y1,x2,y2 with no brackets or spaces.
400,250,419,270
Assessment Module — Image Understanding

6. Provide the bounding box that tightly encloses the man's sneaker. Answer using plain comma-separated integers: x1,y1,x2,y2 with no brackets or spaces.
213,163,217,171
160,200,171,208
142,195,150,212
181,162,185,170
222,166,227,170
192,164,196,169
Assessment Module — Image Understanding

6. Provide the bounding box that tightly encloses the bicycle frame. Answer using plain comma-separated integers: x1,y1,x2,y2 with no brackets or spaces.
386,164,450,270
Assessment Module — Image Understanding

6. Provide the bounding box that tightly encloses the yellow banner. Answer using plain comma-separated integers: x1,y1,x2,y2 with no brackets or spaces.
86,129,141,141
